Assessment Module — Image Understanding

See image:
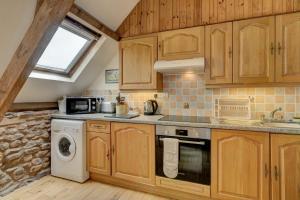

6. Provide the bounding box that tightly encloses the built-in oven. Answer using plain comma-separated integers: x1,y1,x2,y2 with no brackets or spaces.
155,125,211,185
66,97,97,114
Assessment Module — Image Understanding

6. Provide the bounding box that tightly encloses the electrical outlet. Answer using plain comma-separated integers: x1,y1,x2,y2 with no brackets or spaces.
183,102,190,109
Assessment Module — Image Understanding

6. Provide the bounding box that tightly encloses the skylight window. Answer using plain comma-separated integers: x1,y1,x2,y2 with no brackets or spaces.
35,17,100,77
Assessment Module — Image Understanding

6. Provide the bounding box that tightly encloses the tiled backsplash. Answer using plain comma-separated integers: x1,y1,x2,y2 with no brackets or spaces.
85,74,300,120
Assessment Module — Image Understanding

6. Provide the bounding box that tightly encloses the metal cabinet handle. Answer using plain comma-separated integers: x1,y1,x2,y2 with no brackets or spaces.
228,46,233,58
106,150,110,160
274,166,279,181
270,43,275,55
278,43,283,55
264,164,269,178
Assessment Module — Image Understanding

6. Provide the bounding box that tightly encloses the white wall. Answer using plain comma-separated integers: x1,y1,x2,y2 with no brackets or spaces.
87,43,119,91
0,0,36,77
0,0,120,103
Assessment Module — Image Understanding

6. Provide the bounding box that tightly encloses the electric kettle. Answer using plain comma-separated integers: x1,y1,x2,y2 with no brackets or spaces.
144,100,158,115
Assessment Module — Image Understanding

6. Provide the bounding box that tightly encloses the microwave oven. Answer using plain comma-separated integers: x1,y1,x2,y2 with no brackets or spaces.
66,97,97,114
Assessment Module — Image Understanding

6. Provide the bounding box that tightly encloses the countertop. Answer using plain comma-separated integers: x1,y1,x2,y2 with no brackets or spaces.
51,113,300,135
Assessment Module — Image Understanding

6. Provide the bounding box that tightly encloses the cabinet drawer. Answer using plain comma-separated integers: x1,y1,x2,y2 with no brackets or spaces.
87,121,110,133
156,176,210,197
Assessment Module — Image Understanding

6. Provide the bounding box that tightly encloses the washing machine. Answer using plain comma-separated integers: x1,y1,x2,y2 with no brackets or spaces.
51,119,89,183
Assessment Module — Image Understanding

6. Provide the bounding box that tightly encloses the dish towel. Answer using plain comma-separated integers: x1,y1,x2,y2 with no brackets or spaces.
163,138,179,179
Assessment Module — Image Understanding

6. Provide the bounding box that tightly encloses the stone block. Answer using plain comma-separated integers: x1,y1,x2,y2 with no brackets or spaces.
10,140,22,148
0,143,9,151
31,158,42,166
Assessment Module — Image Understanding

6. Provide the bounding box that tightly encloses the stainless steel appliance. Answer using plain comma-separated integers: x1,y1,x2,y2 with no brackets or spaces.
155,125,211,185
144,100,158,115
100,102,116,113
66,97,97,114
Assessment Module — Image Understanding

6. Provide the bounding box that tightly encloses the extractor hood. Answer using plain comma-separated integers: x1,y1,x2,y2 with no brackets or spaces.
154,57,205,74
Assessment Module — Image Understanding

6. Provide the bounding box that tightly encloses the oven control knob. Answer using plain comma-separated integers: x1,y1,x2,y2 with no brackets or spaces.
92,106,96,109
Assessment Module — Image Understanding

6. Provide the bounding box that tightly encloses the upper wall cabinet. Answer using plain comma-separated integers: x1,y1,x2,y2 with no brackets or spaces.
158,27,204,60
119,36,162,90
276,12,300,83
205,22,233,84
233,17,275,84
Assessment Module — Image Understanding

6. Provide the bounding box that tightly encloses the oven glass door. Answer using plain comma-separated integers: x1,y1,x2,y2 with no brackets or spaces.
156,135,211,185
67,99,90,114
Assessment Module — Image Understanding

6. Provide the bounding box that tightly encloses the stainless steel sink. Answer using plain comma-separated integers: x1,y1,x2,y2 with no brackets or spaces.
261,122,300,129
215,118,300,129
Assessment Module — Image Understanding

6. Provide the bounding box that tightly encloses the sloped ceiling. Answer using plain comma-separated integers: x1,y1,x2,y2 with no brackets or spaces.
0,0,137,103
75,0,139,31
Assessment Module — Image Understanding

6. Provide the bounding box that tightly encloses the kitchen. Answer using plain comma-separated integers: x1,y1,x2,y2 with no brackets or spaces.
0,0,300,200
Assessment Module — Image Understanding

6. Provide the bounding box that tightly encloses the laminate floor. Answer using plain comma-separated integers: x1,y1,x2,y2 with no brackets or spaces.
2,176,170,200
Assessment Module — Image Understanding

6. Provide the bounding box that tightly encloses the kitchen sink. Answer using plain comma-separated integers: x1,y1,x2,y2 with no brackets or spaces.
261,122,300,129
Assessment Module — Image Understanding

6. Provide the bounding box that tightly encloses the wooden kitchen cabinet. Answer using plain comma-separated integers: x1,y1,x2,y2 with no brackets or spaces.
205,22,233,85
119,36,162,90
111,122,155,185
271,134,300,200
276,12,300,83
211,129,270,200
233,16,275,84
87,131,111,176
158,27,204,60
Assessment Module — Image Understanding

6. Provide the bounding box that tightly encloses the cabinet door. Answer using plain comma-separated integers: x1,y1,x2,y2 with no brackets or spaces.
211,129,270,200
271,134,300,200
120,36,161,90
111,123,155,185
158,27,204,60
233,17,275,84
276,13,300,83
87,132,111,175
205,22,233,84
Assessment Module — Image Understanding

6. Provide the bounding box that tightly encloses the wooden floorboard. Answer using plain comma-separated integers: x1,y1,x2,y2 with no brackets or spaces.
2,176,169,200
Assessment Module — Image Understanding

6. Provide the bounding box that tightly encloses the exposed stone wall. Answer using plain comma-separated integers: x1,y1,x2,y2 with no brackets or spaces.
0,110,55,196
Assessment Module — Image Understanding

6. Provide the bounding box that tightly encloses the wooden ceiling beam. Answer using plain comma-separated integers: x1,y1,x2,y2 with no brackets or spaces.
0,0,74,120
69,4,120,41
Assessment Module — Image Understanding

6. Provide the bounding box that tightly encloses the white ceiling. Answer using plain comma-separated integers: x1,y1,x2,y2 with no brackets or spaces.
75,0,139,31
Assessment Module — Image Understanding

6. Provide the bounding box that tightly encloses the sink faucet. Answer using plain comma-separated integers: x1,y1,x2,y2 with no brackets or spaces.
270,107,282,120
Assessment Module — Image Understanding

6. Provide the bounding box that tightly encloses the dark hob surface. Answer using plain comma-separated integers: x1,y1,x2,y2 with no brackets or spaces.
159,115,211,123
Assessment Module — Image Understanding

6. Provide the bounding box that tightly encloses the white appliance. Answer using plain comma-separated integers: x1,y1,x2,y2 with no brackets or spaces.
51,119,89,183
154,57,205,74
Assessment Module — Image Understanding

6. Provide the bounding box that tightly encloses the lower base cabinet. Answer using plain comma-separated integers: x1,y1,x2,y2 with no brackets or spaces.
271,134,300,200
87,131,111,176
111,122,156,185
211,129,270,200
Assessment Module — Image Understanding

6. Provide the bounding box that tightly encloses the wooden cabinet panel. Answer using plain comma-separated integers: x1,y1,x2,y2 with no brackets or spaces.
276,12,300,83
87,132,111,176
120,36,162,90
205,22,233,84
211,129,270,200
233,16,275,84
271,134,300,200
158,27,204,60
111,122,155,185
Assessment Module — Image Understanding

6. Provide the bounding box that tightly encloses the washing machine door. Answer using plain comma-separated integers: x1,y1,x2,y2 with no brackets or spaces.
55,133,76,162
